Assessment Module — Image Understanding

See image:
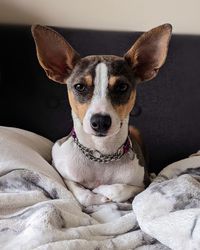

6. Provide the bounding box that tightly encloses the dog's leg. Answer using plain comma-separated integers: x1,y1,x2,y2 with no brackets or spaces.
66,180,110,207
84,202,132,214
93,184,144,203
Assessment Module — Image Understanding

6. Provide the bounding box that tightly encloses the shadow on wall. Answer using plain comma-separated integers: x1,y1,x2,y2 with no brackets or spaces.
0,1,45,25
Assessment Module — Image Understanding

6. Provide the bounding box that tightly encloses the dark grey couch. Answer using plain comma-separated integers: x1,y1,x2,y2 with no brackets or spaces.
0,25,200,174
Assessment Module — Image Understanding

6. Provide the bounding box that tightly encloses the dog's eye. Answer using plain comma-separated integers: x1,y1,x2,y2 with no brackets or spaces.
115,82,129,93
74,83,87,93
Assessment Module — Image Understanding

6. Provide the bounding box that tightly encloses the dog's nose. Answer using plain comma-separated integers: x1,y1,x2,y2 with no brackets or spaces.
90,114,112,134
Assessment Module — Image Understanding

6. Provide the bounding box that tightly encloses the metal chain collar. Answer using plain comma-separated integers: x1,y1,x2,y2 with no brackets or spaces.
71,130,134,164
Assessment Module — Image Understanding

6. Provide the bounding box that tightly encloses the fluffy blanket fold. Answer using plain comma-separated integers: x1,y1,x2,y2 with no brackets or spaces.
0,127,200,249
133,151,200,250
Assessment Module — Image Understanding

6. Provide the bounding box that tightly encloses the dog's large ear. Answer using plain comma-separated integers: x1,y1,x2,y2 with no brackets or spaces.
31,25,80,84
124,24,172,83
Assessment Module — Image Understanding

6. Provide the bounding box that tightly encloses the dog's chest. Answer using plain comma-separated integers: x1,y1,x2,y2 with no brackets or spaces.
52,136,145,189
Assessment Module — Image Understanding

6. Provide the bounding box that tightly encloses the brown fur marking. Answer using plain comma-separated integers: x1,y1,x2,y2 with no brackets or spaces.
84,74,93,86
68,91,90,122
129,126,143,148
113,91,136,120
109,76,120,87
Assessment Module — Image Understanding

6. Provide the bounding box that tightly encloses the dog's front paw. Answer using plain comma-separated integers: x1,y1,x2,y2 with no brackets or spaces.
93,184,144,203
79,191,110,207
84,202,132,214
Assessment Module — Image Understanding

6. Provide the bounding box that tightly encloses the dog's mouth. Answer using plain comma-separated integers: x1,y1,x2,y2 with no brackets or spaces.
93,132,107,137
91,123,123,138
86,121,124,138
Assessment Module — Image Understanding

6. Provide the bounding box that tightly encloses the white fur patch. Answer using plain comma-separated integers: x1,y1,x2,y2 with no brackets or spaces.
82,62,122,142
93,62,108,99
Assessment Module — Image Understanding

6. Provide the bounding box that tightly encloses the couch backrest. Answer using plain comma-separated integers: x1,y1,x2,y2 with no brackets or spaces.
0,25,200,173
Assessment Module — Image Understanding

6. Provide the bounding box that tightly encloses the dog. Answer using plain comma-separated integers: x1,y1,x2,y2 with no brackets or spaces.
32,24,172,207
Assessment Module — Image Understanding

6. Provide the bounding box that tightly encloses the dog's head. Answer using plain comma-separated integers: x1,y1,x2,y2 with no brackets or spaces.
32,24,172,137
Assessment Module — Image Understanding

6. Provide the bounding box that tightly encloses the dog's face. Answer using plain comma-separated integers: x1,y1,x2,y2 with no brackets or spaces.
32,24,172,137
67,55,137,137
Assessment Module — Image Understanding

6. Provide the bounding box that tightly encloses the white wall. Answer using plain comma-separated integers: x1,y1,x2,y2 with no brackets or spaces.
0,0,200,34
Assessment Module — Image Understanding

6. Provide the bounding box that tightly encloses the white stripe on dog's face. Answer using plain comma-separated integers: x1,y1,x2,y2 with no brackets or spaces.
92,63,108,111
94,62,108,99
83,62,121,136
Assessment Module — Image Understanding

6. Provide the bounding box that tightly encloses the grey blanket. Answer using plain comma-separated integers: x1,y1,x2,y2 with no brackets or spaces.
0,126,200,249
